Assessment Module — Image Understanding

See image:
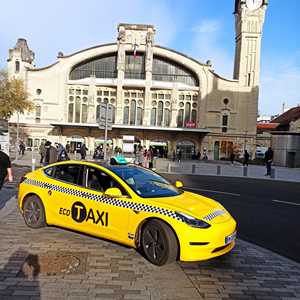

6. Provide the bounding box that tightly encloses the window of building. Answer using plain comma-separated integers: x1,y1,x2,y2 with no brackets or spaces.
164,108,171,126
222,114,229,133
35,105,41,123
15,61,20,73
152,55,199,86
157,101,164,126
151,108,157,126
123,106,129,124
69,53,117,80
247,73,251,86
191,109,197,123
125,52,145,79
36,89,42,95
81,104,88,123
137,107,143,126
75,97,81,123
177,109,184,127
130,100,136,125
83,90,88,95
185,102,191,124
68,103,74,122
69,88,74,95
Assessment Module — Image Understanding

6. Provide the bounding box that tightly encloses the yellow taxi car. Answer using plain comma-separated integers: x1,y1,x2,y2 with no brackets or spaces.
18,158,237,266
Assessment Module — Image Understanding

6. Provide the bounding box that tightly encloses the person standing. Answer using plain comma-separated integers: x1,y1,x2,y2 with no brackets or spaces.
178,150,182,163
0,145,13,190
230,152,235,165
39,141,45,164
243,150,250,166
264,147,274,176
80,144,88,160
43,141,58,166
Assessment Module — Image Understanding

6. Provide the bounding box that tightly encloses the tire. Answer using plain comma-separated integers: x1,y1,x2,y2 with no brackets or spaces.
23,195,46,229
141,219,178,266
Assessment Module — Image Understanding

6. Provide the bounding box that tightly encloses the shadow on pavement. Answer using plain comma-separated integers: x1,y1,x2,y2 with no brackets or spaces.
0,249,41,299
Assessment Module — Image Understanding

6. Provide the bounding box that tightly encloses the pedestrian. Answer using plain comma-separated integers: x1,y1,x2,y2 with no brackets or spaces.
148,147,154,169
143,149,149,168
80,143,88,160
137,146,144,166
39,141,45,164
264,147,274,176
196,151,201,160
19,141,25,156
230,152,235,165
43,141,58,166
172,150,176,162
202,148,208,160
243,150,250,166
0,144,13,190
178,150,182,163
57,143,69,161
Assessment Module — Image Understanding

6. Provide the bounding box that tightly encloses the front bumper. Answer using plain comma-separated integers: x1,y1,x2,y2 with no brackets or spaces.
178,217,237,262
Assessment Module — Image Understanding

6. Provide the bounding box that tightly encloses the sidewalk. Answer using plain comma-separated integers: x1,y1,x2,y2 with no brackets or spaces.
155,158,300,183
11,152,300,183
0,199,300,300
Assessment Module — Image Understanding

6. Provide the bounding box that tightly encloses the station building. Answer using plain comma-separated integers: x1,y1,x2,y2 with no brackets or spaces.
7,0,268,159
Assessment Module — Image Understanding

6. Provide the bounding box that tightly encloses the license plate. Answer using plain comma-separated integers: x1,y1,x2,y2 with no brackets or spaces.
225,231,236,245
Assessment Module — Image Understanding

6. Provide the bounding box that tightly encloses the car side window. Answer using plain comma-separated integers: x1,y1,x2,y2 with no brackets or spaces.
44,167,54,177
54,164,84,186
86,167,128,196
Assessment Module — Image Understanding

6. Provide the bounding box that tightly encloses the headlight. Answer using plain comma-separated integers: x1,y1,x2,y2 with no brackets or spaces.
175,211,211,229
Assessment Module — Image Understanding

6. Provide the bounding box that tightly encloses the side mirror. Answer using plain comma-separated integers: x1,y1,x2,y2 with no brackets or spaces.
105,187,122,198
175,181,183,188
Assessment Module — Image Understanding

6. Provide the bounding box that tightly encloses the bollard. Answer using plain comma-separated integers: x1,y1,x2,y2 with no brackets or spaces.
217,165,221,175
270,168,276,179
192,164,196,174
32,158,36,171
168,163,171,173
243,166,248,177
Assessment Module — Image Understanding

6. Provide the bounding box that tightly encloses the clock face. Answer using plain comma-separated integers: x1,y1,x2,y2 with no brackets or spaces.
246,0,263,10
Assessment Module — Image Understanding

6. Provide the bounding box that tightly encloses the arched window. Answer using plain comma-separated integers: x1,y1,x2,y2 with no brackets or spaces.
185,102,191,124
153,55,199,86
123,107,129,124
81,104,88,123
151,108,157,126
68,103,74,122
130,100,136,125
177,109,184,127
15,61,20,73
164,108,171,126
96,105,100,121
137,107,143,126
157,101,164,126
191,109,197,124
69,53,117,80
75,96,81,123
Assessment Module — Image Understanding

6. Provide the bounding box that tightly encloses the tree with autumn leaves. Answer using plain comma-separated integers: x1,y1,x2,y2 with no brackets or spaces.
0,69,33,119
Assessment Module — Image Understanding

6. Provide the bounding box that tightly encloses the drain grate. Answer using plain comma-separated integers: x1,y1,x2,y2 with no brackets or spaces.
18,252,88,277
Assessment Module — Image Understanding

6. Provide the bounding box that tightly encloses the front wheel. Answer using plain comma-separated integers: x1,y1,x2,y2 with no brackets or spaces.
141,219,178,266
23,195,46,228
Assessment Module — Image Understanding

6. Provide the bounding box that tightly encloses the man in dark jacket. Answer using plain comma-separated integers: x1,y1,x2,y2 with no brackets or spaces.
0,145,13,190
43,141,58,166
264,147,274,176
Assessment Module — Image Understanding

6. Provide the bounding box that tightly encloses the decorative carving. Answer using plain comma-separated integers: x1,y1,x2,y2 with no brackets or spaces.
117,27,126,43
146,31,154,45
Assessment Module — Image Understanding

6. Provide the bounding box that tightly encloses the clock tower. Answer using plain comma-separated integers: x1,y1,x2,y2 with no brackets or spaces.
233,0,268,87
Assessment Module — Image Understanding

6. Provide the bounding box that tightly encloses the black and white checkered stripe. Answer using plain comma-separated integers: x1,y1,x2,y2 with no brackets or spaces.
203,209,225,221
24,178,182,222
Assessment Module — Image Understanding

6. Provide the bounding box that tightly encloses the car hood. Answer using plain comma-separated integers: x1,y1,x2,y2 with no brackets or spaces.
149,191,231,223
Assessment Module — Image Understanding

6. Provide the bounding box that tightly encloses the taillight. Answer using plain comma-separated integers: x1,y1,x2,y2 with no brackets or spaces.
20,176,26,184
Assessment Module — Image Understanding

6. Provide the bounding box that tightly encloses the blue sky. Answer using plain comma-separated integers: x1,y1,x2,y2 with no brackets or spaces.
0,0,299,116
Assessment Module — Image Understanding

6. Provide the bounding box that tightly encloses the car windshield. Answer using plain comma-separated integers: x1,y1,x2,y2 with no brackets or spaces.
107,165,182,198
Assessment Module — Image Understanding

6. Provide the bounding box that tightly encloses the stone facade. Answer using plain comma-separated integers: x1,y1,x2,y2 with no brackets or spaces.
7,0,268,159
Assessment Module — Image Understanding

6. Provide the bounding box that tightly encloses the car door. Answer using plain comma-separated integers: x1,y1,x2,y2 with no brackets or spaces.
43,163,88,232
81,166,131,244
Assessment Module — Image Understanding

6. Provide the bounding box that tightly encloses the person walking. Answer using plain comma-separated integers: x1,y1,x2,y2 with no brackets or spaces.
178,150,182,163
80,144,88,160
19,141,25,156
230,152,235,165
39,141,45,164
57,143,69,161
243,150,250,166
43,141,58,166
264,147,274,176
0,145,13,190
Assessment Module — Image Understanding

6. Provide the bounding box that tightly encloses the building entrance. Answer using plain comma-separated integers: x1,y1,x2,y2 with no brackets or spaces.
149,141,168,158
176,140,195,160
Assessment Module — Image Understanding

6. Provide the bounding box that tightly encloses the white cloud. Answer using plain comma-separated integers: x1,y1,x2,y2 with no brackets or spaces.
188,19,234,78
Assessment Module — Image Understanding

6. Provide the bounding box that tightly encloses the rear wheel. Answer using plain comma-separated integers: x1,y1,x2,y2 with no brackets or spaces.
141,219,178,266
23,195,46,228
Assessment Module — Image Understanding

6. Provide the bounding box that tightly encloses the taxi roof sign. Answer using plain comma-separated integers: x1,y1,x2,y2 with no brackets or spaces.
110,155,128,165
